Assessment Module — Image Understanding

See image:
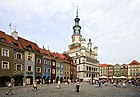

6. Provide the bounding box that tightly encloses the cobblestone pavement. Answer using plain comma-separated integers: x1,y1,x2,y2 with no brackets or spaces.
0,82,140,97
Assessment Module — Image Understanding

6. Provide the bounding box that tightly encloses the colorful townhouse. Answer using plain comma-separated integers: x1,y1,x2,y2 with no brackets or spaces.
128,60,140,79
63,55,70,81
19,35,40,85
107,65,114,78
50,52,56,83
40,48,52,84
99,64,108,77
114,64,120,77
35,49,43,84
54,52,65,82
64,54,77,81
54,53,61,82
7,31,25,86
120,63,128,77
0,31,15,86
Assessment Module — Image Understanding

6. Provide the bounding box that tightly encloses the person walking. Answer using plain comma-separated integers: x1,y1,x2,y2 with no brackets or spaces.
123,81,126,88
6,81,13,95
75,80,80,92
57,79,61,89
33,80,37,91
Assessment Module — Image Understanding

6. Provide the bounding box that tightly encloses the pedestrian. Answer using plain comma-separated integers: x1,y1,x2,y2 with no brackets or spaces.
33,80,37,91
75,80,80,92
123,81,126,88
57,79,61,89
98,80,101,87
49,79,51,84
6,81,13,95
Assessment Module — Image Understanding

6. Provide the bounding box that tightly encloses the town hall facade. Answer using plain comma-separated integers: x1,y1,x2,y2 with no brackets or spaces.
64,8,99,81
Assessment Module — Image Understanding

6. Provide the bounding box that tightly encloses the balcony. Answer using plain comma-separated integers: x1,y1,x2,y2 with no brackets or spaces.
26,71,33,75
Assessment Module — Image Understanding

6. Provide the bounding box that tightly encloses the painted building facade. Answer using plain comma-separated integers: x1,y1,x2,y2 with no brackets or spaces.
8,32,25,86
120,64,128,77
99,64,108,76
0,31,14,86
107,65,114,78
114,64,120,77
128,60,140,79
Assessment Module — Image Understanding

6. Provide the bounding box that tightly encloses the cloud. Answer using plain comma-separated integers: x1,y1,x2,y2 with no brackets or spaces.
0,0,140,64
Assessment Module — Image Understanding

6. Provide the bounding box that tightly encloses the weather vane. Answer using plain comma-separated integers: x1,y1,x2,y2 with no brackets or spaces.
9,22,17,31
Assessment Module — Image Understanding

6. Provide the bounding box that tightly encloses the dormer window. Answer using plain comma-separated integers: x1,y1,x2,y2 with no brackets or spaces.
35,48,40,53
13,42,18,46
0,38,6,42
26,45,32,50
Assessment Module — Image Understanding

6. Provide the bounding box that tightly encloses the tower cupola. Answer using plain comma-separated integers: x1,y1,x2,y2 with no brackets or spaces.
71,7,82,44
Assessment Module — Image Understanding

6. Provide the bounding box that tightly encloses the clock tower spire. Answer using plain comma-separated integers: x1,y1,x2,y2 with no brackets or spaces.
72,6,82,44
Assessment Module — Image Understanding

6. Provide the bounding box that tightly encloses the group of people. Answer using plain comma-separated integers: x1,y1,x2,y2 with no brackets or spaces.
95,78,140,89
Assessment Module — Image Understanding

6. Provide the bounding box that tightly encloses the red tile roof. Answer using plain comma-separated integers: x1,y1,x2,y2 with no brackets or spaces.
19,37,40,52
7,35,23,49
107,64,113,67
129,60,140,65
99,64,108,67
0,30,12,44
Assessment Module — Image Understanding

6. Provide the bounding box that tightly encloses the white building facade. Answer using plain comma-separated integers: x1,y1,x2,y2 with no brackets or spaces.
64,9,99,81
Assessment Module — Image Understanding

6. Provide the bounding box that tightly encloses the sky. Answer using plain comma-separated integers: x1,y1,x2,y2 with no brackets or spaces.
0,0,140,64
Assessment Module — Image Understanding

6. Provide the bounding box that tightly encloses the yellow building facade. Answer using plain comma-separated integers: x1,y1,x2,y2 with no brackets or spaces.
63,63,70,81
128,60,140,79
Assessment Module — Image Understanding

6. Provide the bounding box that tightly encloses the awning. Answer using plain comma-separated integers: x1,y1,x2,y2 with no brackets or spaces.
99,76,107,78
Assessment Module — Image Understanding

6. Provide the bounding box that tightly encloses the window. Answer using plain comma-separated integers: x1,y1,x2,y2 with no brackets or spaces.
67,72,69,75
64,66,66,69
28,56,32,61
87,66,88,70
36,58,41,63
1,61,9,69
73,37,75,41
75,60,77,63
44,60,47,64
16,53,22,59
52,69,55,74
44,68,48,73
86,73,88,77
2,48,9,57
28,53,32,61
48,69,51,73
89,74,91,77
36,67,41,73
71,71,73,74
78,66,80,71
89,67,91,71
61,65,63,68
61,71,63,75
48,61,51,65
16,64,22,71
27,66,32,71
52,62,55,66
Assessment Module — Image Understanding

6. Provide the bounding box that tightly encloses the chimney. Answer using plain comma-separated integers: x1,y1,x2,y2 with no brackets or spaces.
11,31,18,40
